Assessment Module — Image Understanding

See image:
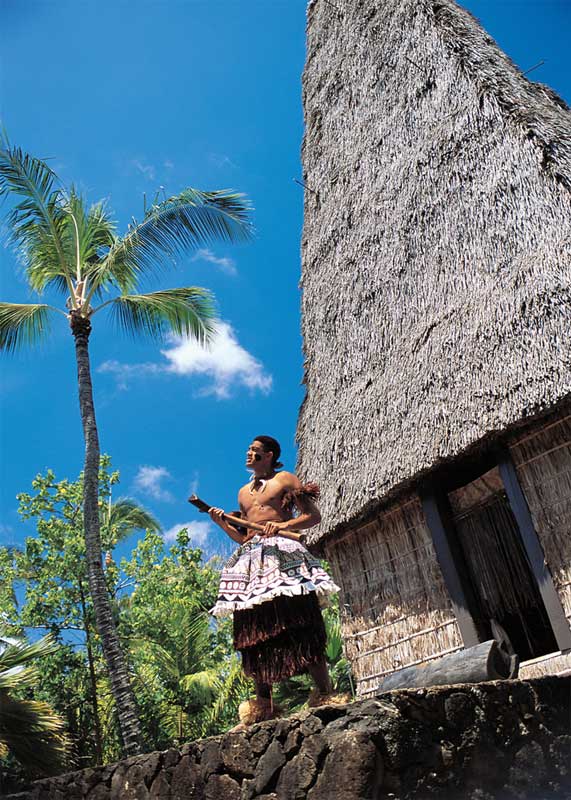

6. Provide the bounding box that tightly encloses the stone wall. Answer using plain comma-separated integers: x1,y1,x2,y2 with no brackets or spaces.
7,677,571,800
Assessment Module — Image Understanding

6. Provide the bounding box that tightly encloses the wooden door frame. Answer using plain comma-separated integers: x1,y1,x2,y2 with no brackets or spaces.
498,450,571,651
421,447,571,652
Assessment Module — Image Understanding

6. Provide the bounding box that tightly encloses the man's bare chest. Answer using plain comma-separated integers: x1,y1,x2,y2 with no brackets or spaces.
240,479,285,516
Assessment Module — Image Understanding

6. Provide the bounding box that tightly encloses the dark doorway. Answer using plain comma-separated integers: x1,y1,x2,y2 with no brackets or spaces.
447,469,558,661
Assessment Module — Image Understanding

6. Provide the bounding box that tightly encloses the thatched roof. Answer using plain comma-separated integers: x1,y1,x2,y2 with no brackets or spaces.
297,0,571,545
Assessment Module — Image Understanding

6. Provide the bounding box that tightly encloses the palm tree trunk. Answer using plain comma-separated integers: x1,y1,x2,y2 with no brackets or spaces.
78,578,104,765
70,311,143,756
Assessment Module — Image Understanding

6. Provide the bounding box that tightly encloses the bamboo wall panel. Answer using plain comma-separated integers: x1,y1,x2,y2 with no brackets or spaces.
519,650,571,679
325,497,462,696
510,413,571,625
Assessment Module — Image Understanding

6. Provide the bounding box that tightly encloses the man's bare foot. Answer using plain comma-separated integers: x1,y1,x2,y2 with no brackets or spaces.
307,688,352,708
235,697,281,727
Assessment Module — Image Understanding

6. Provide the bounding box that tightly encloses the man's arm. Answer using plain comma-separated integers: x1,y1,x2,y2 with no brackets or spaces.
263,473,321,536
209,506,247,544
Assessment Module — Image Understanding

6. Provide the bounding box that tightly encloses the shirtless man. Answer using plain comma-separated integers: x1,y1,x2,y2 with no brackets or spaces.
209,435,339,721
211,438,321,542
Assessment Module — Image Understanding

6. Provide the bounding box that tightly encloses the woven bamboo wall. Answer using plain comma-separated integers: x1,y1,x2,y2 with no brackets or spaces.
519,650,571,680
325,497,462,697
509,410,571,628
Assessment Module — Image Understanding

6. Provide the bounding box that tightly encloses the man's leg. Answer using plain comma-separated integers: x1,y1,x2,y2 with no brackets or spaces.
236,679,275,727
255,679,273,703
308,656,333,695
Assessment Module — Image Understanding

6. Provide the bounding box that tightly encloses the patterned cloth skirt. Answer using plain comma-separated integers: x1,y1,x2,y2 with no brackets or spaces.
211,535,339,684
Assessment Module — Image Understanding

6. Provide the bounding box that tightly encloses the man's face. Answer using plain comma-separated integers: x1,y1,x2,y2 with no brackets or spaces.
246,440,273,470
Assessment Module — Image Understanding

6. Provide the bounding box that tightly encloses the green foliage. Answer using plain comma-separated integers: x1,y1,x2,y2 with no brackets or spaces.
0,134,71,296
0,458,353,772
127,602,244,745
0,459,162,772
13,457,158,635
0,303,55,353
109,287,215,344
119,530,249,745
0,465,254,770
0,633,72,780
0,136,253,349
120,528,220,625
0,549,19,633
323,601,354,697
93,187,253,295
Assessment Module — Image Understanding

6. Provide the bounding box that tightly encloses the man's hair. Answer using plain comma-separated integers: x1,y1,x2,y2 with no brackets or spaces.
254,435,283,469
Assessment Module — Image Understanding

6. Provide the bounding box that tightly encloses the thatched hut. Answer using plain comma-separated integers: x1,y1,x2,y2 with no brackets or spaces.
298,0,571,697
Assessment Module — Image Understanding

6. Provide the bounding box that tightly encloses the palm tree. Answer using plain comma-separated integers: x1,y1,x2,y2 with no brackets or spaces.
84,494,162,765
0,633,71,777
0,136,253,755
102,498,160,549
129,603,249,743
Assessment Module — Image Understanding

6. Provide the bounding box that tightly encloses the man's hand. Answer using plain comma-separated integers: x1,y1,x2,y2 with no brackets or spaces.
209,507,226,527
209,507,245,543
262,520,287,537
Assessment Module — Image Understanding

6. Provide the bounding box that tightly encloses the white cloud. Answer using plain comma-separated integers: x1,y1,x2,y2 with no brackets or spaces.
133,466,174,502
164,160,174,170
131,159,156,181
98,322,272,399
161,322,273,399
163,520,212,545
0,524,14,542
208,153,237,169
192,248,237,277
98,361,161,391
188,472,200,497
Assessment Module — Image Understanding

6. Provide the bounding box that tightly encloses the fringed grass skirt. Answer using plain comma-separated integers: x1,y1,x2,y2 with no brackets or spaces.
210,534,339,684
234,593,327,685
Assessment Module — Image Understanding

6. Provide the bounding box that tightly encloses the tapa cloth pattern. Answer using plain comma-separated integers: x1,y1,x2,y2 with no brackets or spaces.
210,534,339,617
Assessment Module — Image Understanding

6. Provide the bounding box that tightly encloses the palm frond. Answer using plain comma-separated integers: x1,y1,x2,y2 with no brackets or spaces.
0,303,55,352
89,188,253,293
0,634,57,673
0,692,70,775
330,657,354,696
202,657,251,736
105,287,215,344
0,632,70,775
0,665,38,692
103,498,161,544
180,610,212,673
60,189,116,292
0,141,72,295
68,189,116,266
130,638,180,682
325,616,344,663
272,673,313,715
179,669,217,708
157,703,191,741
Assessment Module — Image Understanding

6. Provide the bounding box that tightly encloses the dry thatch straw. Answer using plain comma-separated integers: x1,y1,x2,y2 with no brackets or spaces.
325,498,463,695
297,0,571,547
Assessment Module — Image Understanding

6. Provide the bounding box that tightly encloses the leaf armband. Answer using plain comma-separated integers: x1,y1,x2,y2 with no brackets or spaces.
281,482,321,515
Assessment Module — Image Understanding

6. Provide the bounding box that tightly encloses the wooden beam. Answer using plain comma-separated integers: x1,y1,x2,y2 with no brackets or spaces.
498,453,571,652
421,493,480,648
376,639,518,694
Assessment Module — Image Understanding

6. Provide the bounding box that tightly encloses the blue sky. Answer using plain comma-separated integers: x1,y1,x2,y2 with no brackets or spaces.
1,0,570,561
